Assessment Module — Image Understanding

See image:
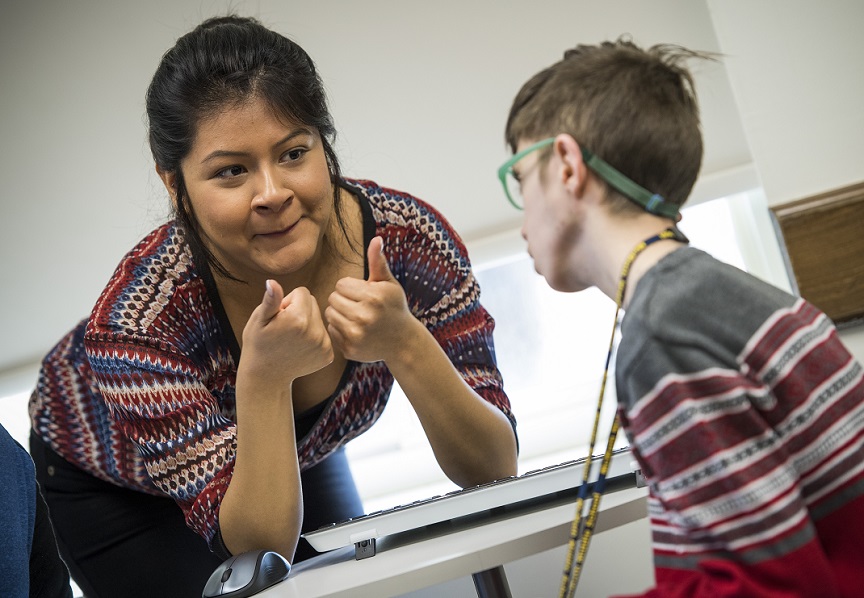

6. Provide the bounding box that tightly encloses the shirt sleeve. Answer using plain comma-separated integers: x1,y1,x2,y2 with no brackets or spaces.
83,326,238,549
0,426,37,596
30,480,74,598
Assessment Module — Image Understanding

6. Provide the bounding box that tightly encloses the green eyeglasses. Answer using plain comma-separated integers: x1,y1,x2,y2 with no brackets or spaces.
497,137,679,219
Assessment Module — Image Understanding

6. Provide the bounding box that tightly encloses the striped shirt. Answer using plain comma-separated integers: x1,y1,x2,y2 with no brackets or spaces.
615,247,864,597
29,178,515,549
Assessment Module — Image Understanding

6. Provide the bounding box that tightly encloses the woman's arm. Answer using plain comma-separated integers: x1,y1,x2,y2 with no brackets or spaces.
219,281,333,559
326,237,517,487
382,316,518,486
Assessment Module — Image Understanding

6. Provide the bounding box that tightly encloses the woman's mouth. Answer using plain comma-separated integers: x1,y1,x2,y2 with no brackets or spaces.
258,220,298,238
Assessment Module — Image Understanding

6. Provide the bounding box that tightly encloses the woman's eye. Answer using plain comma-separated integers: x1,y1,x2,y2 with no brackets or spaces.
283,148,307,162
216,165,246,179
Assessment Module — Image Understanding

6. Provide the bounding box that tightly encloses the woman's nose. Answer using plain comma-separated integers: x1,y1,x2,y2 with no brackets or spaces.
251,166,291,212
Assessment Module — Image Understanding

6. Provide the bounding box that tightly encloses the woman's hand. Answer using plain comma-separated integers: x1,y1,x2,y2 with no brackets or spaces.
224,279,328,559
326,236,420,364
327,236,517,486
242,279,334,383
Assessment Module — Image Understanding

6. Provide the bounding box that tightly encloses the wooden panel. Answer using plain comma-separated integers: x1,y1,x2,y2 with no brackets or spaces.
770,181,864,327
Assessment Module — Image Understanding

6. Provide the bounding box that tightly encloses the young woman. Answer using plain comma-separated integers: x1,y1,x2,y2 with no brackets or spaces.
29,15,517,597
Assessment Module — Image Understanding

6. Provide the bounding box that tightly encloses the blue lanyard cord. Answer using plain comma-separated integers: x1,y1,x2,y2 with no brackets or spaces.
558,228,683,598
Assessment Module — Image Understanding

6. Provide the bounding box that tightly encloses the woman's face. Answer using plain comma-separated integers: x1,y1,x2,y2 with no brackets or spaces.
166,96,335,284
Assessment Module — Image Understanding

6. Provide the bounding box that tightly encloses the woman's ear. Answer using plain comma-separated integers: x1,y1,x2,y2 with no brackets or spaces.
156,166,179,208
553,134,588,198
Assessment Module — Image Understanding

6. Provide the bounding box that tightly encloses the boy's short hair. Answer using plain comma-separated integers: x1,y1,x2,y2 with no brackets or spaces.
505,38,711,214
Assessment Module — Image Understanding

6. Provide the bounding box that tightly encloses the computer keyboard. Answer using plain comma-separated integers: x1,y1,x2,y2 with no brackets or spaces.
302,446,640,555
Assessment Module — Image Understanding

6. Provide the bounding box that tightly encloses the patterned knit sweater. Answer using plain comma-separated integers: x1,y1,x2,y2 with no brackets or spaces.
29,178,515,549
615,247,864,597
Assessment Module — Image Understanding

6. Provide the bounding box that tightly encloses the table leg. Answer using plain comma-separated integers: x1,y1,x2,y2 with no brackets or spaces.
471,566,513,598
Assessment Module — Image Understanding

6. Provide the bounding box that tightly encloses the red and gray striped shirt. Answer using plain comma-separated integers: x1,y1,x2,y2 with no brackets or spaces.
616,247,864,597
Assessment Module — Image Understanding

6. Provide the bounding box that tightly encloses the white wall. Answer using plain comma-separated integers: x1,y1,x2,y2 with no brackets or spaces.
708,0,864,207
707,0,864,359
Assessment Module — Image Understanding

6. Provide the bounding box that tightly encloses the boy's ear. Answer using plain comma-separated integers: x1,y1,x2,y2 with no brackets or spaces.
553,134,588,198
156,166,179,208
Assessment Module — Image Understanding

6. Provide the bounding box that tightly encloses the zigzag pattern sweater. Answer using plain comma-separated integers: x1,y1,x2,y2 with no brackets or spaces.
615,247,864,597
29,178,514,549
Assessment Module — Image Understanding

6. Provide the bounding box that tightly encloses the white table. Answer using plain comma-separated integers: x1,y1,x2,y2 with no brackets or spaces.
257,485,648,598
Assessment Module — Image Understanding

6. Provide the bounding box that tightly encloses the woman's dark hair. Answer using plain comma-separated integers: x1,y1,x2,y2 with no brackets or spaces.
146,15,345,280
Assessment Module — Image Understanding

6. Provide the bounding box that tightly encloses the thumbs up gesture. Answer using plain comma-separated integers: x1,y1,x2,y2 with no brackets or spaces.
242,279,334,384
326,236,418,363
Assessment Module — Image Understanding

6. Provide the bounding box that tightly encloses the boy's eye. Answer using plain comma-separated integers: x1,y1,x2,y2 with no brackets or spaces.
216,165,245,179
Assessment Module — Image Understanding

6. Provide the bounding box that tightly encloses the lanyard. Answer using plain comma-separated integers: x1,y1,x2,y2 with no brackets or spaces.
559,227,687,598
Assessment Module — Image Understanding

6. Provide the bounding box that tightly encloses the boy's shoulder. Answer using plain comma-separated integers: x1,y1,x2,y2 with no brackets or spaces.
616,247,805,407
646,246,794,311
626,246,798,346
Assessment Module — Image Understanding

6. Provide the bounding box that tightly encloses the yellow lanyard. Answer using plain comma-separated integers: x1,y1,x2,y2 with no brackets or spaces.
559,228,685,598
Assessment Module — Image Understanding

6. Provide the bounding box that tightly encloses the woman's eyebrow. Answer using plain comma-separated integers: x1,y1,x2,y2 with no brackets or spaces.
200,128,314,164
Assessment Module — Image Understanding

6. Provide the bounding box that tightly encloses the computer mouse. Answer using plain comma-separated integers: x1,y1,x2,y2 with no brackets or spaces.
202,549,291,598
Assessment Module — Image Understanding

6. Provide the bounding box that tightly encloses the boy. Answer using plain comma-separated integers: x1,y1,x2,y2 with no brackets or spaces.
498,39,864,597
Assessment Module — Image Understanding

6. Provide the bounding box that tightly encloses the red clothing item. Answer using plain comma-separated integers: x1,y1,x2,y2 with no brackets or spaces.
622,496,864,598
614,248,864,597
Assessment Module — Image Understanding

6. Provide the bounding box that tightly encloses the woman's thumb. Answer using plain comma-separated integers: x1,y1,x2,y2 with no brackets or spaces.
259,279,285,320
367,236,392,282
